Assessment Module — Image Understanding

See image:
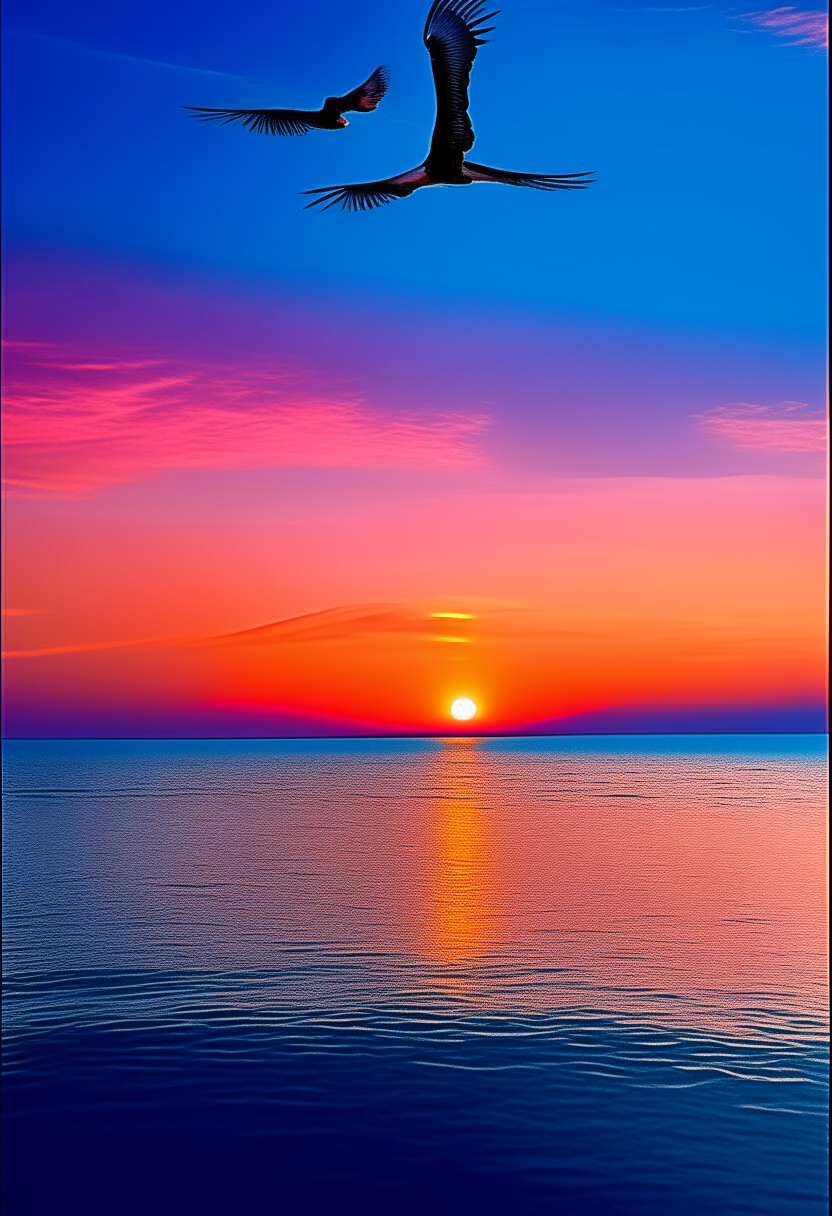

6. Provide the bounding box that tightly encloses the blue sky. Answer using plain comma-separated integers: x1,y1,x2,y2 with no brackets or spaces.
3,0,827,337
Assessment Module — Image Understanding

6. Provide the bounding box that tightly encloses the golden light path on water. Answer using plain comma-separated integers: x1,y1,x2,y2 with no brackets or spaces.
4,738,826,1036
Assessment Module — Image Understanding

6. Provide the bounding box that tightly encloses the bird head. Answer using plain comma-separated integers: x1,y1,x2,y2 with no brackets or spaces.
336,117,349,127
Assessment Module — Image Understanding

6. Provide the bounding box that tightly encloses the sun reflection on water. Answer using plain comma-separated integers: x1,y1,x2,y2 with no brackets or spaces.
422,737,500,962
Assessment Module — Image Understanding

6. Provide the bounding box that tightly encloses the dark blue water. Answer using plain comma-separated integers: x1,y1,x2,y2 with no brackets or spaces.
2,736,828,1215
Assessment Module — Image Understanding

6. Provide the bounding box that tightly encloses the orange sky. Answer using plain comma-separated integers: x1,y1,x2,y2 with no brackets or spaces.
4,473,826,733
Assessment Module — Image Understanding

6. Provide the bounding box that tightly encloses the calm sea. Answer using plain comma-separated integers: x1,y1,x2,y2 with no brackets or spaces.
2,736,828,1215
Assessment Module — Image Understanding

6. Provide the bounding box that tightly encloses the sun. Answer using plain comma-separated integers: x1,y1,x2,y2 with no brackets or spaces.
450,697,477,721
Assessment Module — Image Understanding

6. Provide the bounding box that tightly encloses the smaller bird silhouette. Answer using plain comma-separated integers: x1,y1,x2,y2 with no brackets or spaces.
184,66,389,136
303,1,593,211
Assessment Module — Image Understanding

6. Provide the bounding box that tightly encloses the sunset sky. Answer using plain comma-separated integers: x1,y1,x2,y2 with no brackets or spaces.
2,0,827,737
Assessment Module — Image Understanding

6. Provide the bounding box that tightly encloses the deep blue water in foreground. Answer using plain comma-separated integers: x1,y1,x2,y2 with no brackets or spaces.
2,735,828,1215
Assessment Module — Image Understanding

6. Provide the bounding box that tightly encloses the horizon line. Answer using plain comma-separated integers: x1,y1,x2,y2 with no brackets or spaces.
2,730,827,742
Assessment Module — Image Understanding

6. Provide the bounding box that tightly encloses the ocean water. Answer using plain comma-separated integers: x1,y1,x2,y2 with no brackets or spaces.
2,735,827,1215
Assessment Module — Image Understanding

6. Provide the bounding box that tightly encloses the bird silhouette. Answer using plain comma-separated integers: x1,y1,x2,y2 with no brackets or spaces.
184,66,389,136
302,0,593,211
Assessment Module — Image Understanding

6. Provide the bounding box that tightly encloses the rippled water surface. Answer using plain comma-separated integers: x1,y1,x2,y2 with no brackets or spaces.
2,735,828,1215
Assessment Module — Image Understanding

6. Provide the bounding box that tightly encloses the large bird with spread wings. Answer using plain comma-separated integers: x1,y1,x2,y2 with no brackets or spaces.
184,66,388,136
303,0,593,211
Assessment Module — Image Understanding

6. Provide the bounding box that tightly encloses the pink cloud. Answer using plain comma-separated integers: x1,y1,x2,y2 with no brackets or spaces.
739,7,828,47
694,401,827,452
1,341,490,494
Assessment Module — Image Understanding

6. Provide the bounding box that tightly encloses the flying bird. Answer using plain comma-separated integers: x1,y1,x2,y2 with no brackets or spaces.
184,66,389,136
302,0,593,211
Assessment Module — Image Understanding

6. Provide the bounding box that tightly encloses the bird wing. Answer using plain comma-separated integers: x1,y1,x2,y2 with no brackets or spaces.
182,106,314,135
301,167,430,212
423,0,499,171
331,66,390,113
462,161,595,189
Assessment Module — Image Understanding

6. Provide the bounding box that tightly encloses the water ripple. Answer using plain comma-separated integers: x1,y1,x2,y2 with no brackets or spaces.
2,736,827,1216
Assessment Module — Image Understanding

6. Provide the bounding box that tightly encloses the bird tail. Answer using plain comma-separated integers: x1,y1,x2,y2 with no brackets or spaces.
462,161,595,190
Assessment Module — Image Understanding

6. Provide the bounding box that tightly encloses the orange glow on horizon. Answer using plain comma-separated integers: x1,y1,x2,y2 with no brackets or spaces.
3,474,826,733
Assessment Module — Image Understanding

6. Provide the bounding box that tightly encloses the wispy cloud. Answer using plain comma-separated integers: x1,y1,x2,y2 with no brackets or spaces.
737,7,828,48
206,602,538,650
9,29,243,78
2,342,491,494
1,635,183,660
0,598,769,661
694,401,827,451
0,602,554,660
